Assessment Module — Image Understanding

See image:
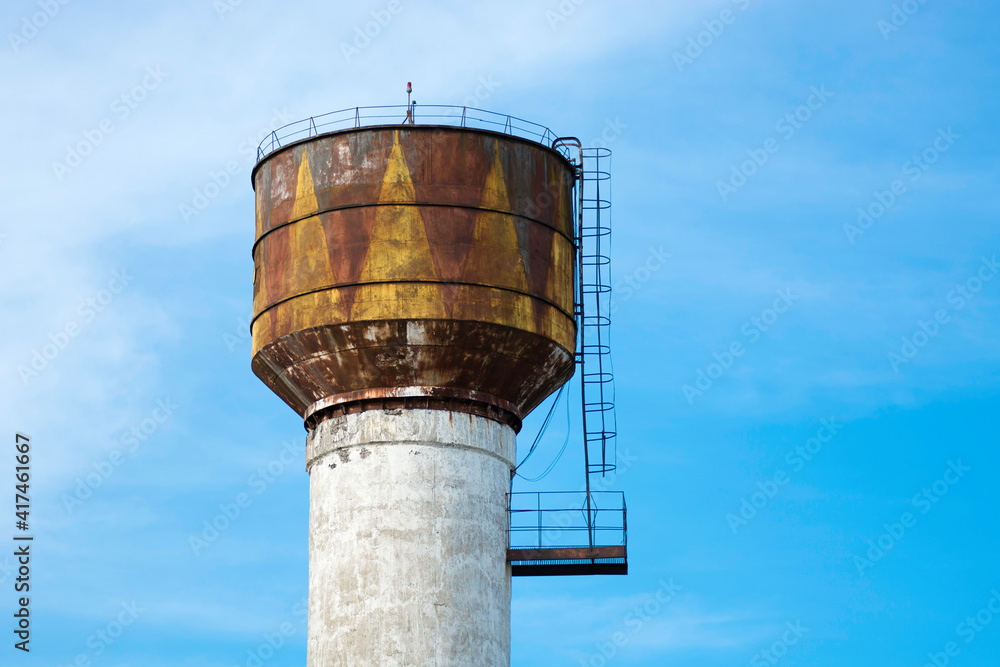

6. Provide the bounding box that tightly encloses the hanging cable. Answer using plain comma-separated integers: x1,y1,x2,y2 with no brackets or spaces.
516,382,572,482
514,384,564,472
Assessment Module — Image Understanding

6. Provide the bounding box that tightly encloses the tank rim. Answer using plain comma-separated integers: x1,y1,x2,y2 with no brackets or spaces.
250,123,576,188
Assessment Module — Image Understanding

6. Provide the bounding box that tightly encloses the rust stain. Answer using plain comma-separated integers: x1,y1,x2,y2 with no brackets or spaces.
251,126,577,422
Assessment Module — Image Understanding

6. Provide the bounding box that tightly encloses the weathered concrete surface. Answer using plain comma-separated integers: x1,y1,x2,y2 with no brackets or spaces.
305,409,515,667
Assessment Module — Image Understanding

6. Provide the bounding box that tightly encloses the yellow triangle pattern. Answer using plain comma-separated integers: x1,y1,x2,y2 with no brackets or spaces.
286,152,343,324
291,151,319,219
253,256,266,315
464,144,528,291
251,256,268,356
378,131,419,204
354,132,444,319
255,188,265,239
359,132,438,283
252,189,268,319
481,143,512,211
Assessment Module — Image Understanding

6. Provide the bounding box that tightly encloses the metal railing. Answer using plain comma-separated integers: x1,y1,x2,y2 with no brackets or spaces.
255,105,560,162
508,491,627,550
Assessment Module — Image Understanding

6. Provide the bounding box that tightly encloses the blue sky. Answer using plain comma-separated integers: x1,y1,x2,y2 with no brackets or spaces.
2,0,999,665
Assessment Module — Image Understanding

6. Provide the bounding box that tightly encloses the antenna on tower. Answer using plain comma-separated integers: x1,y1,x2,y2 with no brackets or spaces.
405,82,415,124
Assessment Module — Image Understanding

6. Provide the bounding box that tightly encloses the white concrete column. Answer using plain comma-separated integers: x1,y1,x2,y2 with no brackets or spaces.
305,408,515,667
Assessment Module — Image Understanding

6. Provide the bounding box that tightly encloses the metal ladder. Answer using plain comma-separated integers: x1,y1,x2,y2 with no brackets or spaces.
548,138,623,563
577,146,617,477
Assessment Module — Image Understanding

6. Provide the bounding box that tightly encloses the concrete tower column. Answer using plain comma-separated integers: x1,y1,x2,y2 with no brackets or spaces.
305,408,515,667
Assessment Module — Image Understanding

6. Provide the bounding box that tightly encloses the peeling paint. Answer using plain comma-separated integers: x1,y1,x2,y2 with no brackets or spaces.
250,127,576,423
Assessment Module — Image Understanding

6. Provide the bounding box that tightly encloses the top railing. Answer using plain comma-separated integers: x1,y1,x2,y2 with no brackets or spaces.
255,105,561,162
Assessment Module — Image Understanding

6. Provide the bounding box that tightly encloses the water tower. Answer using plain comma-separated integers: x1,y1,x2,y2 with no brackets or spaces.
250,97,625,666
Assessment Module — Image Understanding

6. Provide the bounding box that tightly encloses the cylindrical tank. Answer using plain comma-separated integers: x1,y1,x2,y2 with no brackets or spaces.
251,125,577,667
250,126,577,430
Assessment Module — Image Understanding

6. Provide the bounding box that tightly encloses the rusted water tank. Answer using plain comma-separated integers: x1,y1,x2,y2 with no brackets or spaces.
250,126,577,430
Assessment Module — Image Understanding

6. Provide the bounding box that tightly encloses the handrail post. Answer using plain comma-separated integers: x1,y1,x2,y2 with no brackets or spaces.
622,495,627,547
506,492,512,551
536,493,541,549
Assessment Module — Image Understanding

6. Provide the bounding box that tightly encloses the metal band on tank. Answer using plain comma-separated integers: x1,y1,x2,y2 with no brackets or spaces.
304,386,522,433
251,202,575,258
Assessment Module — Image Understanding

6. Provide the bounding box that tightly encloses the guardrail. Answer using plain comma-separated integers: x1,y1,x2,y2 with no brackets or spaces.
255,105,560,162
508,491,627,551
